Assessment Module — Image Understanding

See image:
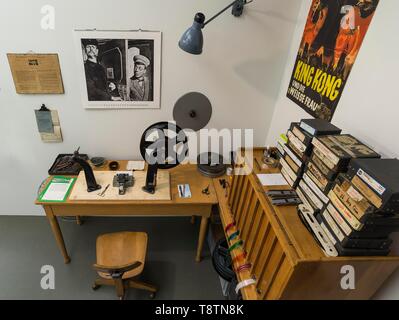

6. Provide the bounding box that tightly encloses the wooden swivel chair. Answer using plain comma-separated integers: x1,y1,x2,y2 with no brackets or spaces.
92,231,157,300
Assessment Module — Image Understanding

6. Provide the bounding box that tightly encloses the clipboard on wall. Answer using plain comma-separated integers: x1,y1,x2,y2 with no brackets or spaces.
34,104,63,142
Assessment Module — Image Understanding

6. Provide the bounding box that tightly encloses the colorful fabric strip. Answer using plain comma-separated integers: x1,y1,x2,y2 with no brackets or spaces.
235,279,256,294
225,222,236,233
228,240,243,253
228,230,240,242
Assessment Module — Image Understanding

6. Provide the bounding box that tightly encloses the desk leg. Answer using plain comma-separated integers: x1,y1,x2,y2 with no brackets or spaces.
196,216,209,263
44,206,71,264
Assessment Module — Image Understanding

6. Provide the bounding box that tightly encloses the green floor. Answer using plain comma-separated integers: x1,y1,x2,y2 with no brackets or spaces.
0,216,224,300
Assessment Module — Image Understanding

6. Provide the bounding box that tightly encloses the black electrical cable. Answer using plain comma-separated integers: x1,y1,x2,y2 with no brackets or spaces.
212,238,236,282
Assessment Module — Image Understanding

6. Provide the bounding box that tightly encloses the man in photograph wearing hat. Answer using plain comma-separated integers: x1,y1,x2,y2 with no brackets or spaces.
82,39,120,101
129,54,152,101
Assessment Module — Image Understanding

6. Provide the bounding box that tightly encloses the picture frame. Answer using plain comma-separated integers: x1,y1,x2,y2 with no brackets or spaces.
74,30,162,109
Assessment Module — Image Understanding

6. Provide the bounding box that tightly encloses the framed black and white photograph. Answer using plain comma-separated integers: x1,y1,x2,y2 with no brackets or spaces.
74,30,161,109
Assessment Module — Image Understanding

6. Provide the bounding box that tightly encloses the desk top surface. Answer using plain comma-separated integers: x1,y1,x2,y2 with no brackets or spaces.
35,162,218,206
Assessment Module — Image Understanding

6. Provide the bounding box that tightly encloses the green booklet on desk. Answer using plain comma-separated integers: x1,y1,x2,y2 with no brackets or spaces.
38,176,76,203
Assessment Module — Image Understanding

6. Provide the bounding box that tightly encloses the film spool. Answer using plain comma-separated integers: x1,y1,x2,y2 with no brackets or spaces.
197,152,227,178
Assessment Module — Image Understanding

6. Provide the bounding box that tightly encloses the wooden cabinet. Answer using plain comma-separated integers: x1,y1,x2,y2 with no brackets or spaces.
214,149,399,300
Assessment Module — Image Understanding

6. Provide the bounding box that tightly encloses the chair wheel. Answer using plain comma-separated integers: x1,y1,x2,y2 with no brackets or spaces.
149,292,156,299
92,284,101,291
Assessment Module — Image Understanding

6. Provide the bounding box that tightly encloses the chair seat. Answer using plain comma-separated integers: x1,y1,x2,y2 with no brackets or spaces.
96,231,148,280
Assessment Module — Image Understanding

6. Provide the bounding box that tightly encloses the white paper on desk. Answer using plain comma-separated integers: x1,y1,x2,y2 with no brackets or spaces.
257,173,288,186
126,161,145,171
41,180,74,201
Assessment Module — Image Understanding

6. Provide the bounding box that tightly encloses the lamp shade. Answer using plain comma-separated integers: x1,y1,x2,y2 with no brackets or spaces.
178,13,205,55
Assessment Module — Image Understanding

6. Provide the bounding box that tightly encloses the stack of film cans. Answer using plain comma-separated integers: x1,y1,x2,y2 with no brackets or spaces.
277,118,399,256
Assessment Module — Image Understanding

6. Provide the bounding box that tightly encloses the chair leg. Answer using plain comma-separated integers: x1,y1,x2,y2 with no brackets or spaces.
128,279,157,293
92,278,114,290
115,278,125,300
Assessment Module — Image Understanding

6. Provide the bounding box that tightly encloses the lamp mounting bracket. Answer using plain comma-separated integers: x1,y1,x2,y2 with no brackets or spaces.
232,0,245,17
203,0,252,27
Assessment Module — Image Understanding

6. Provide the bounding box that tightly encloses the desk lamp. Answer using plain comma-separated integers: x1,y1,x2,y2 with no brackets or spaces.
179,0,253,54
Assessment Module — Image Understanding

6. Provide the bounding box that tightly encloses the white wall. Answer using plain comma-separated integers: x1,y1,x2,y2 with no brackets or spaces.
0,0,301,215
266,0,399,159
265,0,399,300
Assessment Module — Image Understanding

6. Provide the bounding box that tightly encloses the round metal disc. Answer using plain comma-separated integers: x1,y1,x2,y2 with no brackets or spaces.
173,92,212,131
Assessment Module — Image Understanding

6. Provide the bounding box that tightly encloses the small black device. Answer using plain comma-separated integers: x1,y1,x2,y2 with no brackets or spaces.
109,161,120,171
299,118,342,136
267,189,301,206
113,173,134,195
72,148,101,192
91,157,106,167
202,185,210,195
266,190,298,199
272,197,302,206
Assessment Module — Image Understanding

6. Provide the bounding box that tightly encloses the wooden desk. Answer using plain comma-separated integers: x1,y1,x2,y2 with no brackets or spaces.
215,148,399,300
35,162,218,264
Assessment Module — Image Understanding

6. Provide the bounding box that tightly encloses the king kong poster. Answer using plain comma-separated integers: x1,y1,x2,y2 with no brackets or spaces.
287,0,379,121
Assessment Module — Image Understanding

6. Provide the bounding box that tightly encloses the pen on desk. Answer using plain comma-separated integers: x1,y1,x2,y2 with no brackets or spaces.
98,184,110,197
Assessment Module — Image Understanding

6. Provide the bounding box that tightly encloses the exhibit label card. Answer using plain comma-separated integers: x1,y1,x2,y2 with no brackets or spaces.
7,53,64,94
